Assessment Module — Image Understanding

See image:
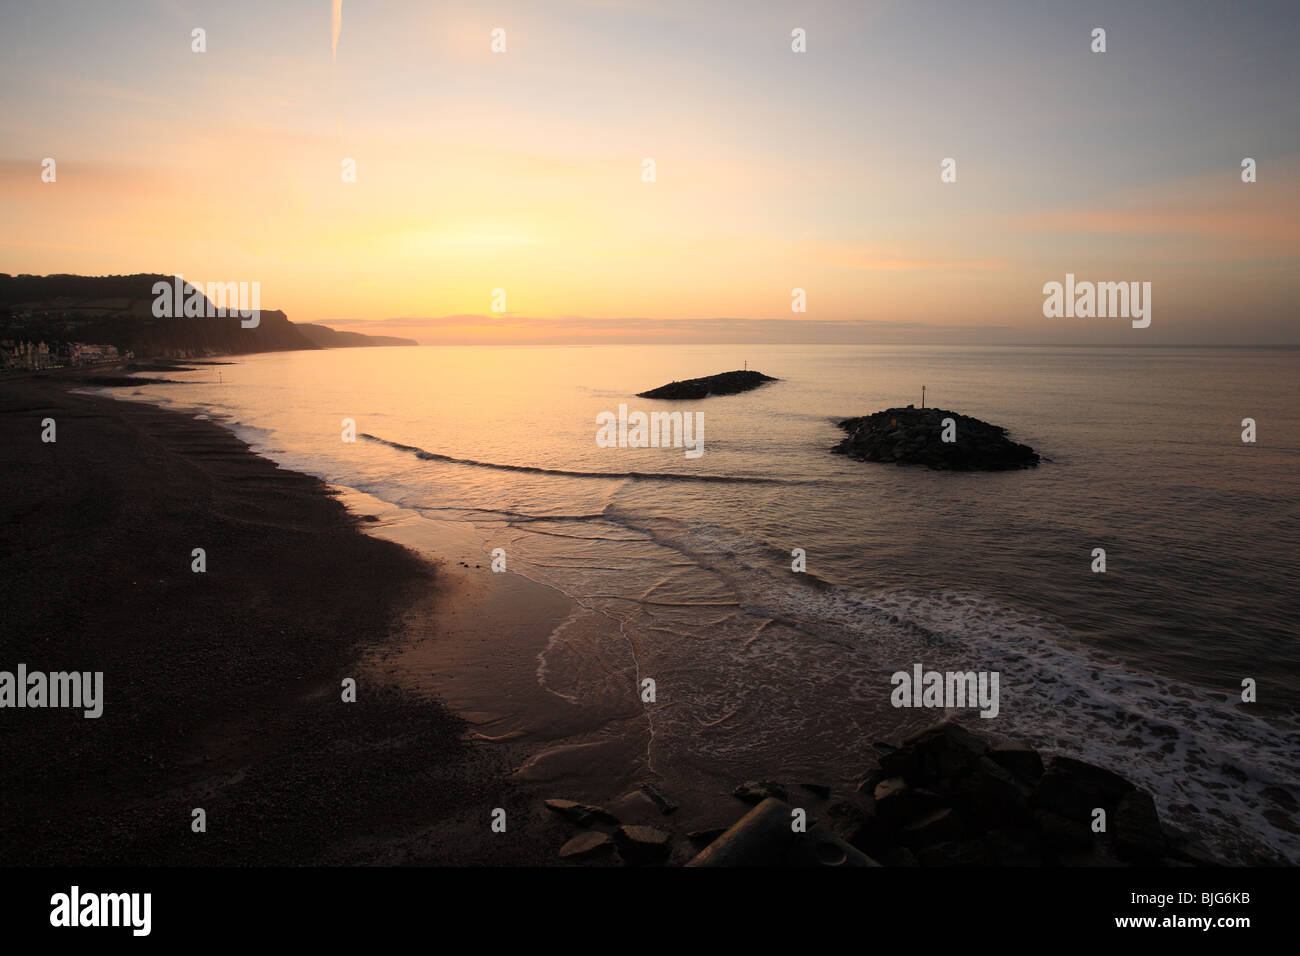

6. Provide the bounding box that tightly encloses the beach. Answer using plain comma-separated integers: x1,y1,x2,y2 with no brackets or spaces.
0,377,557,865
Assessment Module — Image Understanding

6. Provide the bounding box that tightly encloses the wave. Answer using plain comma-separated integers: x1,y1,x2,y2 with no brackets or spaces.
360,433,815,485
558,510,1300,863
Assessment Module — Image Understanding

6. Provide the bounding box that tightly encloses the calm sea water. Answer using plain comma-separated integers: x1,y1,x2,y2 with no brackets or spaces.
107,344,1300,861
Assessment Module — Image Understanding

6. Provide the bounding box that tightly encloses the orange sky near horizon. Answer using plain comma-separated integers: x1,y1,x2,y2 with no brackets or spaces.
2,0,1297,344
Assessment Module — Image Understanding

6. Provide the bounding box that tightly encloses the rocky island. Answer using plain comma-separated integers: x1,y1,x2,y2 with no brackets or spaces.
833,406,1040,471
637,369,777,400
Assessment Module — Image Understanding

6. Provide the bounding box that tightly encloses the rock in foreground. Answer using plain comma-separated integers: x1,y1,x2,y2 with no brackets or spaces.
614,825,672,865
637,369,777,400
558,831,616,860
838,720,1226,867
833,406,1040,471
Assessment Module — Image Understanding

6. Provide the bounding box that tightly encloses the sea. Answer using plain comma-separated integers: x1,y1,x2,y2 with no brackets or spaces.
97,344,1300,862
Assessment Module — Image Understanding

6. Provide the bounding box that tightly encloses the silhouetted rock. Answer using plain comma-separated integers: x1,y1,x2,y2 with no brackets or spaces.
1034,755,1135,819
989,741,1046,783
958,758,1033,829
827,800,871,841
843,806,892,857
856,767,886,796
544,798,619,827
892,721,991,784
614,825,672,865
558,831,615,860
1034,808,1093,852
1114,790,1168,862
637,369,777,400
900,807,965,848
844,719,1228,867
873,777,944,825
833,406,1040,470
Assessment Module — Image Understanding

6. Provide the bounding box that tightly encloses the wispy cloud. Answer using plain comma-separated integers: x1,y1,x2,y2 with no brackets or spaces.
320,314,1011,345
331,1,342,60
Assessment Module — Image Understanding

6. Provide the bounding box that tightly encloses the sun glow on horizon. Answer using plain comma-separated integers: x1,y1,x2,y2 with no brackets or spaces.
1,0,1297,344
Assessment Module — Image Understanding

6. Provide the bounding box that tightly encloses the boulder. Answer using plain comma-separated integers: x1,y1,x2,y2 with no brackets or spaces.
558,831,615,860
873,777,944,825
880,721,990,785
856,767,886,796
959,757,1033,828
827,800,870,841
989,741,1045,782
544,798,619,827
614,825,672,865
1164,836,1224,867
902,721,990,782
1033,809,1092,852
1034,756,1136,819
835,804,893,856
900,808,965,848
1113,790,1167,862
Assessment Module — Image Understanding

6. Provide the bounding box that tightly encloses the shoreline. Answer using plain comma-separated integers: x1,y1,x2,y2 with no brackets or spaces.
6,370,744,865
1,371,1288,867
0,377,556,865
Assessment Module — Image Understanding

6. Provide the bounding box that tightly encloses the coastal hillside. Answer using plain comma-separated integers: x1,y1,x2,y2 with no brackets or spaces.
295,322,417,348
0,273,413,359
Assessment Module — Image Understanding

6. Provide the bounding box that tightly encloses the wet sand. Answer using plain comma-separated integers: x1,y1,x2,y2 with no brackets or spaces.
0,377,556,865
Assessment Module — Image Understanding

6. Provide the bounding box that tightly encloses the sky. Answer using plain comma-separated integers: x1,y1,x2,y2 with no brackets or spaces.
1,0,1297,344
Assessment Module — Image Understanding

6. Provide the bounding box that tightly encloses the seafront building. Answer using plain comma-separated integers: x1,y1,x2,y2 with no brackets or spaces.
1,339,123,370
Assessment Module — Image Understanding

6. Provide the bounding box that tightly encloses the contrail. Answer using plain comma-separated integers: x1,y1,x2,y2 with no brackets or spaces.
331,0,342,60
